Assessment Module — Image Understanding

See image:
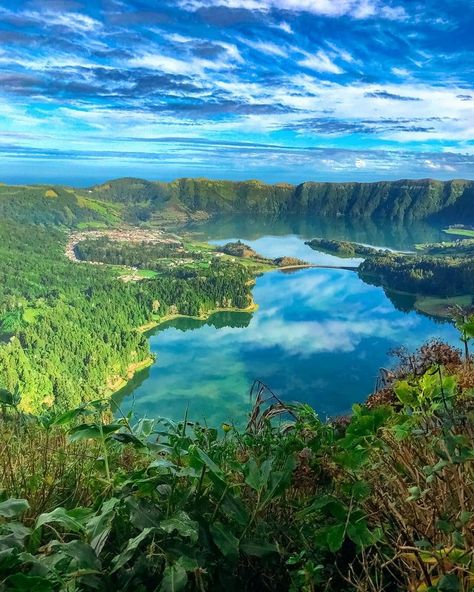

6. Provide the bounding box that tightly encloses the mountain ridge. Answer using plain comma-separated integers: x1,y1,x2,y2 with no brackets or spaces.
0,177,473,225
89,176,474,223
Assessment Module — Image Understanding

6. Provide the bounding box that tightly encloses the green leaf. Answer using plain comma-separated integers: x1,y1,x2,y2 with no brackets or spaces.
111,432,146,447
244,458,262,491
220,492,249,526
0,499,29,518
240,539,278,557
51,539,100,569
350,480,371,501
86,497,119,554
4,574,54,592
262,456,296,505
68,423,122,442
461,321,474,338
326,524,345,552
111,527,154,573
52,406,92,426
438,574,460,592
160,563,188,592
347,519,379,549
459,511,473,525
0,389,18,407
209,522,239,560
395,380,418,407
159,512,199,543
35,506,92,533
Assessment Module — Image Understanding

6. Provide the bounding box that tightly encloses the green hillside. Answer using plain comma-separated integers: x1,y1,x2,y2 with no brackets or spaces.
1,177,472,228
89,177,474,224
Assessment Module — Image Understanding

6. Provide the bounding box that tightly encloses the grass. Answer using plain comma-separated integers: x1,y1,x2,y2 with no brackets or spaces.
443,227,474,238
135,269,158,278
415,294,473,317
76,221,109,230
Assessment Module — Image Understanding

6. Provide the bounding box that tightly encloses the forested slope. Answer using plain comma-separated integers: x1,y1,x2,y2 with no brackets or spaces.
0,222,253,413
1,177,472,226
90,177,474,223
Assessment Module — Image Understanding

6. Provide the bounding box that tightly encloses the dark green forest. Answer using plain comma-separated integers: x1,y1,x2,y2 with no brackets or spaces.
91,177,474,223
0,222,252,413
306,238,384,258
359,252,474,297
1,177,474,229
74,238,199,270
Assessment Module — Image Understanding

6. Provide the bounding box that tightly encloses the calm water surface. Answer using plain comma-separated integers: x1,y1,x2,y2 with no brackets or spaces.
116,217,458,425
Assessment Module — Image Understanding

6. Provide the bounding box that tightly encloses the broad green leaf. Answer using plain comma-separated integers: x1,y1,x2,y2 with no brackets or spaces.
350,480,371,501
148,459,177,470
262,455,296,505
51,539,100,569
193,448,223,477
438,574,460,592
326,523,345,552
111,432,146,447
111,527,154,573
347,520,378,549
240,539,278,557
0,499,29,519
35,506,92,533
395,381,418,407
68,423,122,442
86,497,119,554
209,522,239,561
4,574,54,592
220,492,250,526
244,458,261,491
461,321,474,338
52,406,92,426
160,563,187,592
159,512,199,543
0,389,17,407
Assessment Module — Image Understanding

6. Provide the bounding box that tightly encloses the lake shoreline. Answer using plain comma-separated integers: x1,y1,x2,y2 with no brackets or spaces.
108,297,259,396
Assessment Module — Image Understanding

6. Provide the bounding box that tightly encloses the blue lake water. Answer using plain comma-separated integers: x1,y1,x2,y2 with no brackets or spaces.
116,217,459,425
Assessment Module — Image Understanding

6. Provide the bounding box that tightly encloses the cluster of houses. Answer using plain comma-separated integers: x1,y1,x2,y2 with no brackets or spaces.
64,228,180,264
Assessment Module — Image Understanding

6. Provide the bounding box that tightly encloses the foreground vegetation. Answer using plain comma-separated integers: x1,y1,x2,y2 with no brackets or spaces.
0,338,472,591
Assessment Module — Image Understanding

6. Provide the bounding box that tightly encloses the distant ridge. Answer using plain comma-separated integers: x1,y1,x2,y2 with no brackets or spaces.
0,177,473,226
90,177,474,222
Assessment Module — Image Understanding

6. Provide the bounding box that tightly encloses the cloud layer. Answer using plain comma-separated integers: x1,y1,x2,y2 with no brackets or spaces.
0,0,472,183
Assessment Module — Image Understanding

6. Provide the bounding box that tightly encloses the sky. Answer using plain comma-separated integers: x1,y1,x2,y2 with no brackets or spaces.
0,0,473,186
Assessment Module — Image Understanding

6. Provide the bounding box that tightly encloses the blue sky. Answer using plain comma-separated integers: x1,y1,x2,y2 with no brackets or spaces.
0,0,472,185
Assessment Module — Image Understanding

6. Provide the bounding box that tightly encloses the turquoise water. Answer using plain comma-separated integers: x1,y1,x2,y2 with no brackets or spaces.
116,217,458,425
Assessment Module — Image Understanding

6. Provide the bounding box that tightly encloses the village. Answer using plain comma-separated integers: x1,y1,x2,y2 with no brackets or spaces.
63,227,223,282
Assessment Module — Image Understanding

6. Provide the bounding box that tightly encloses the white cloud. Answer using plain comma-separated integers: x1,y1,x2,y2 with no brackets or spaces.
277,21,293,33
326,43,356,64
239,38,288,58
166,33,195,43
392,67,410,77
0,53,108,72
23,10,101,32
298,50,344,74
129,52,237,75
423,160,456,172
179,0,406,20
355,158,367,168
